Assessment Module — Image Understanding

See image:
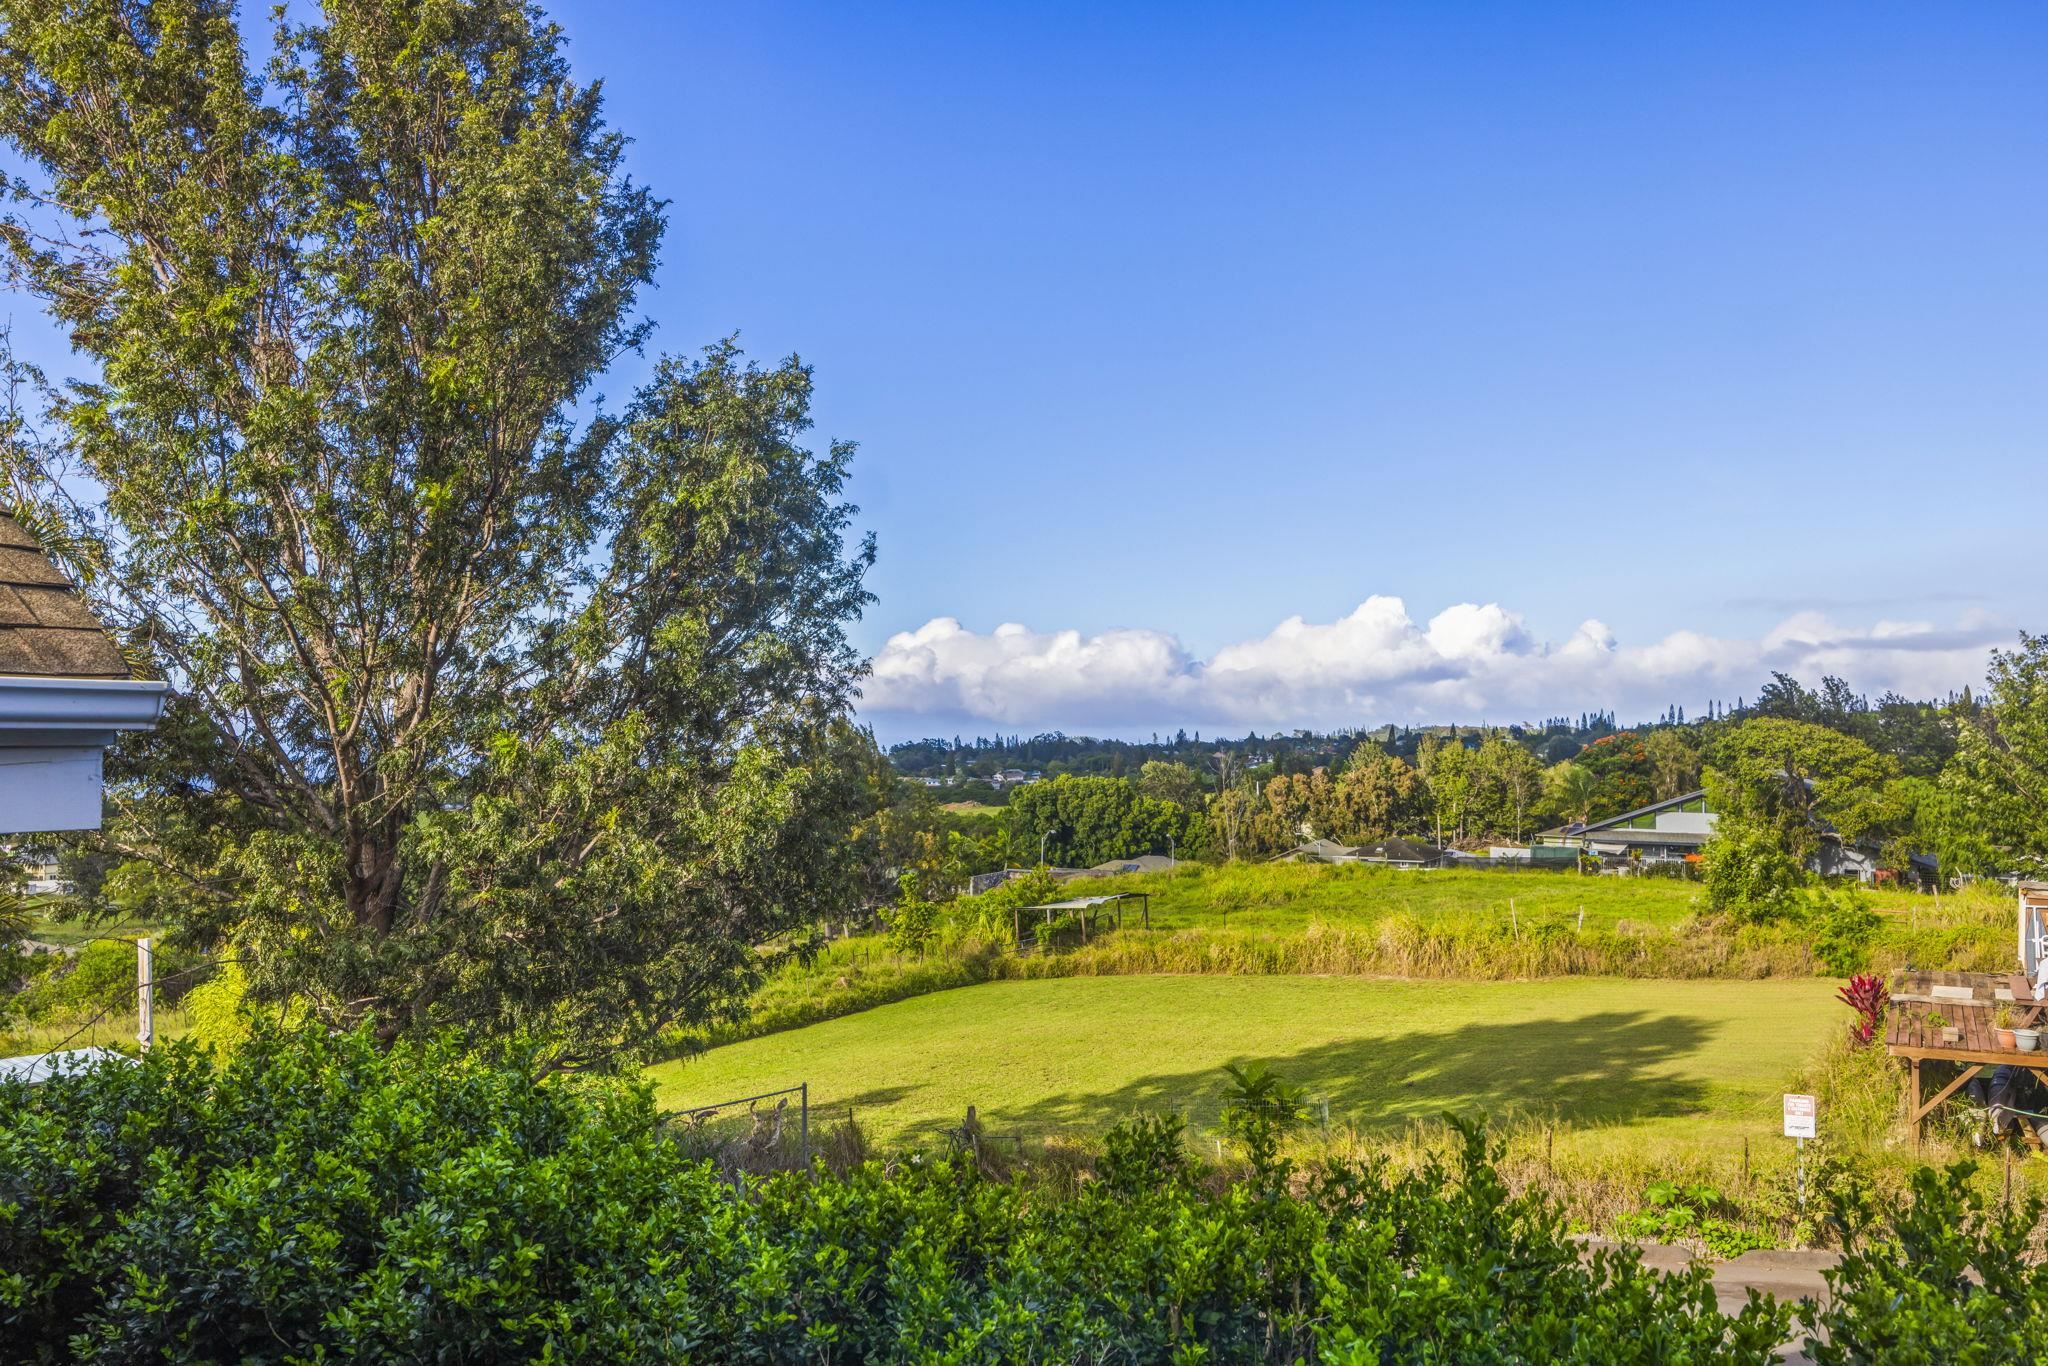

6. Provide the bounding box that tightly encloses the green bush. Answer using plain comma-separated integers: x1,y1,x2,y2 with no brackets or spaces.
1614,1180,1774,1259
7,1027,2031,1362
1809,1161,2048,1362
2,1027,1802,1361
10,939,205,1025
1807,887,1881,976
1701,820,1808,923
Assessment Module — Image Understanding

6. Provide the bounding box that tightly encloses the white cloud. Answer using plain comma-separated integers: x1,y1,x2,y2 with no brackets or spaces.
860,597,2008,737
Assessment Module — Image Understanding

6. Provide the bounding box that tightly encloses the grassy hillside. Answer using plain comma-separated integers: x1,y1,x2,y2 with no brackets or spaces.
1097,861,1704,932
677,864,2011,1053
652,975,1842,1157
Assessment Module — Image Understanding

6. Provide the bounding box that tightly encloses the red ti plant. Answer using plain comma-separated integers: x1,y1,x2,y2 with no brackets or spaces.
1837,974,1889,1046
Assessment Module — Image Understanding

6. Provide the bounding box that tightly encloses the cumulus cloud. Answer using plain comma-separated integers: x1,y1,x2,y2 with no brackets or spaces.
860,597,2008,738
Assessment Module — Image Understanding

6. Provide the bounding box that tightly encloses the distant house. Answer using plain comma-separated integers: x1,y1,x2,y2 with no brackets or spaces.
1536,790,1717,867
1537,788,1905,881
967,867,1035,895
9,844,67,894
1352,837,1452,869
966,854,1176,895
1269,837,1361,864
1061,854,1177,880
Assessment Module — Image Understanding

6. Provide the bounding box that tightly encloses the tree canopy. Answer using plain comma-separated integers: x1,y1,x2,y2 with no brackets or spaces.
0,0,873,1066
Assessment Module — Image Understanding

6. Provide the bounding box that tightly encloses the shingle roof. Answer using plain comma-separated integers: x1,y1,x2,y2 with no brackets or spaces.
0,515,134,679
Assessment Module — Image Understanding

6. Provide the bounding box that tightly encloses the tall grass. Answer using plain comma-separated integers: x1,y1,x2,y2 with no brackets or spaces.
0,1004,191,1058
664,869,2016,1058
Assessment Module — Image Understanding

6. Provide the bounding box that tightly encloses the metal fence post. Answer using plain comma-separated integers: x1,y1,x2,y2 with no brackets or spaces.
801,1082,810,1175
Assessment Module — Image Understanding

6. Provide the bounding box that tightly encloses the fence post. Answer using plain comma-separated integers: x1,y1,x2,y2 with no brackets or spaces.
801,1082,810,1176
136,937,154,1053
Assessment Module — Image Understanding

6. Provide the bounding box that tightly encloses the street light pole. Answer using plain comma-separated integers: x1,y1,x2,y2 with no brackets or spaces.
1166,833,1176,868
1039,829,1052,867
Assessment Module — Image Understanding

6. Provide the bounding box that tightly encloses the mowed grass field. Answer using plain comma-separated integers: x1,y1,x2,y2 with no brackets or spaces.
650,975,1846,1157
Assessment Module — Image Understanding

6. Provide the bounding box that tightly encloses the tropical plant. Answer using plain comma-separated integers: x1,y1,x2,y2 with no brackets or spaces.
1545,760,1602,828
1809,887,1881,975
1836,974,1889,1046
1945,633,2048,877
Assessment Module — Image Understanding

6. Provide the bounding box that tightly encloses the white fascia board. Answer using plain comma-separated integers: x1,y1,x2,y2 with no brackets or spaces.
0,676,168,737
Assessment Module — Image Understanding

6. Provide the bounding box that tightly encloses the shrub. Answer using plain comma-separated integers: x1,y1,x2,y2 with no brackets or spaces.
1808,1162,2048,1362
11,939,204,1024
1701,820,1808,923
2,1029,1806,1361
1614,1180,1774,1259
1808,888,1881,976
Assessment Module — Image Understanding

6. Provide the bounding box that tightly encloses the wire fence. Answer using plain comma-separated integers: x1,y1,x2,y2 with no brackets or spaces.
659,1083,810,1181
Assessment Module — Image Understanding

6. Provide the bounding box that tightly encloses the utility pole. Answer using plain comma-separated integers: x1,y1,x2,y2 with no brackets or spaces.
136,937,155,1053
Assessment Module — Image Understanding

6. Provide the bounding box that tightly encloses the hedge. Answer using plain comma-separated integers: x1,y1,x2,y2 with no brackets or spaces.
2,1027,2041,1362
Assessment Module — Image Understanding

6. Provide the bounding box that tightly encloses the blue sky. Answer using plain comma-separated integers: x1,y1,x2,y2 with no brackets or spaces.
10,2,2047,739
549,1,2046,738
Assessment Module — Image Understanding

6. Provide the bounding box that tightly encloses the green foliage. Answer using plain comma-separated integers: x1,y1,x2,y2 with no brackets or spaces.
9,940,202,1025
1614,1181,1773,1259
2,1028,1806,1362
881,876,943,955
1097,1111,1190,1198
1569,730,1661,815
1944,632,2048,877
1309,1116,1794,1363
1704,719,1906,864
1546,758,1603,826
1007,773,1192,867
1135,758,1205,809
1807,887,1881,976
1808,1162,2048,1363
0,1,872,1069
1701,816,1809,922
1219,1060,1308,1181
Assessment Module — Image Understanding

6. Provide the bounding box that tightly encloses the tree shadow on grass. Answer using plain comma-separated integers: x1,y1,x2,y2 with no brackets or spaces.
993,1009,1724,1138
837,1083,921,1112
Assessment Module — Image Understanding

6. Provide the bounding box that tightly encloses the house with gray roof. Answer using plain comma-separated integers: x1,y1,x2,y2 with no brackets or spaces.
1535,790,1716,866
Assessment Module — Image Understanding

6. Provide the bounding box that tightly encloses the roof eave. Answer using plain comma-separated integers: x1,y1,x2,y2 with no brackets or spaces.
0,675,169,737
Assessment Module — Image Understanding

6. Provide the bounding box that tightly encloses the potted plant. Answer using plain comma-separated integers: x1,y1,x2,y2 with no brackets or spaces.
1926,1011,1961,1046
1994,1004,2017,1050
2017,1025,2042,1053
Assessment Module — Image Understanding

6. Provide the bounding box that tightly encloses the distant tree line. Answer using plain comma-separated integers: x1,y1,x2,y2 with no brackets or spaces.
873,638,2048,907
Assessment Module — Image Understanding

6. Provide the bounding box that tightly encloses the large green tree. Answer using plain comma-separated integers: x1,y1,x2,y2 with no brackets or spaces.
1702,718,1904,866
1007,774,1192,868
0,0,873,1066
1944,633,2048,876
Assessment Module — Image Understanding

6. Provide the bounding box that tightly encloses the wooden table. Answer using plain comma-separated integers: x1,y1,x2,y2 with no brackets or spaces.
1886,973,2048,1148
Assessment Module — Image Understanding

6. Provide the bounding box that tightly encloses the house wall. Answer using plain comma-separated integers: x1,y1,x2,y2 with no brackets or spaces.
1652,812,1716,835
0,746,104,833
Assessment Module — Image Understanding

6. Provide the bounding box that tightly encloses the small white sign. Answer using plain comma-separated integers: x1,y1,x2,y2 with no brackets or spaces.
1783,1093,1817,1139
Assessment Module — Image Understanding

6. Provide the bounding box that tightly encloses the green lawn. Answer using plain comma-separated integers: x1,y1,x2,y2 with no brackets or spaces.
650,975,1846,1157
